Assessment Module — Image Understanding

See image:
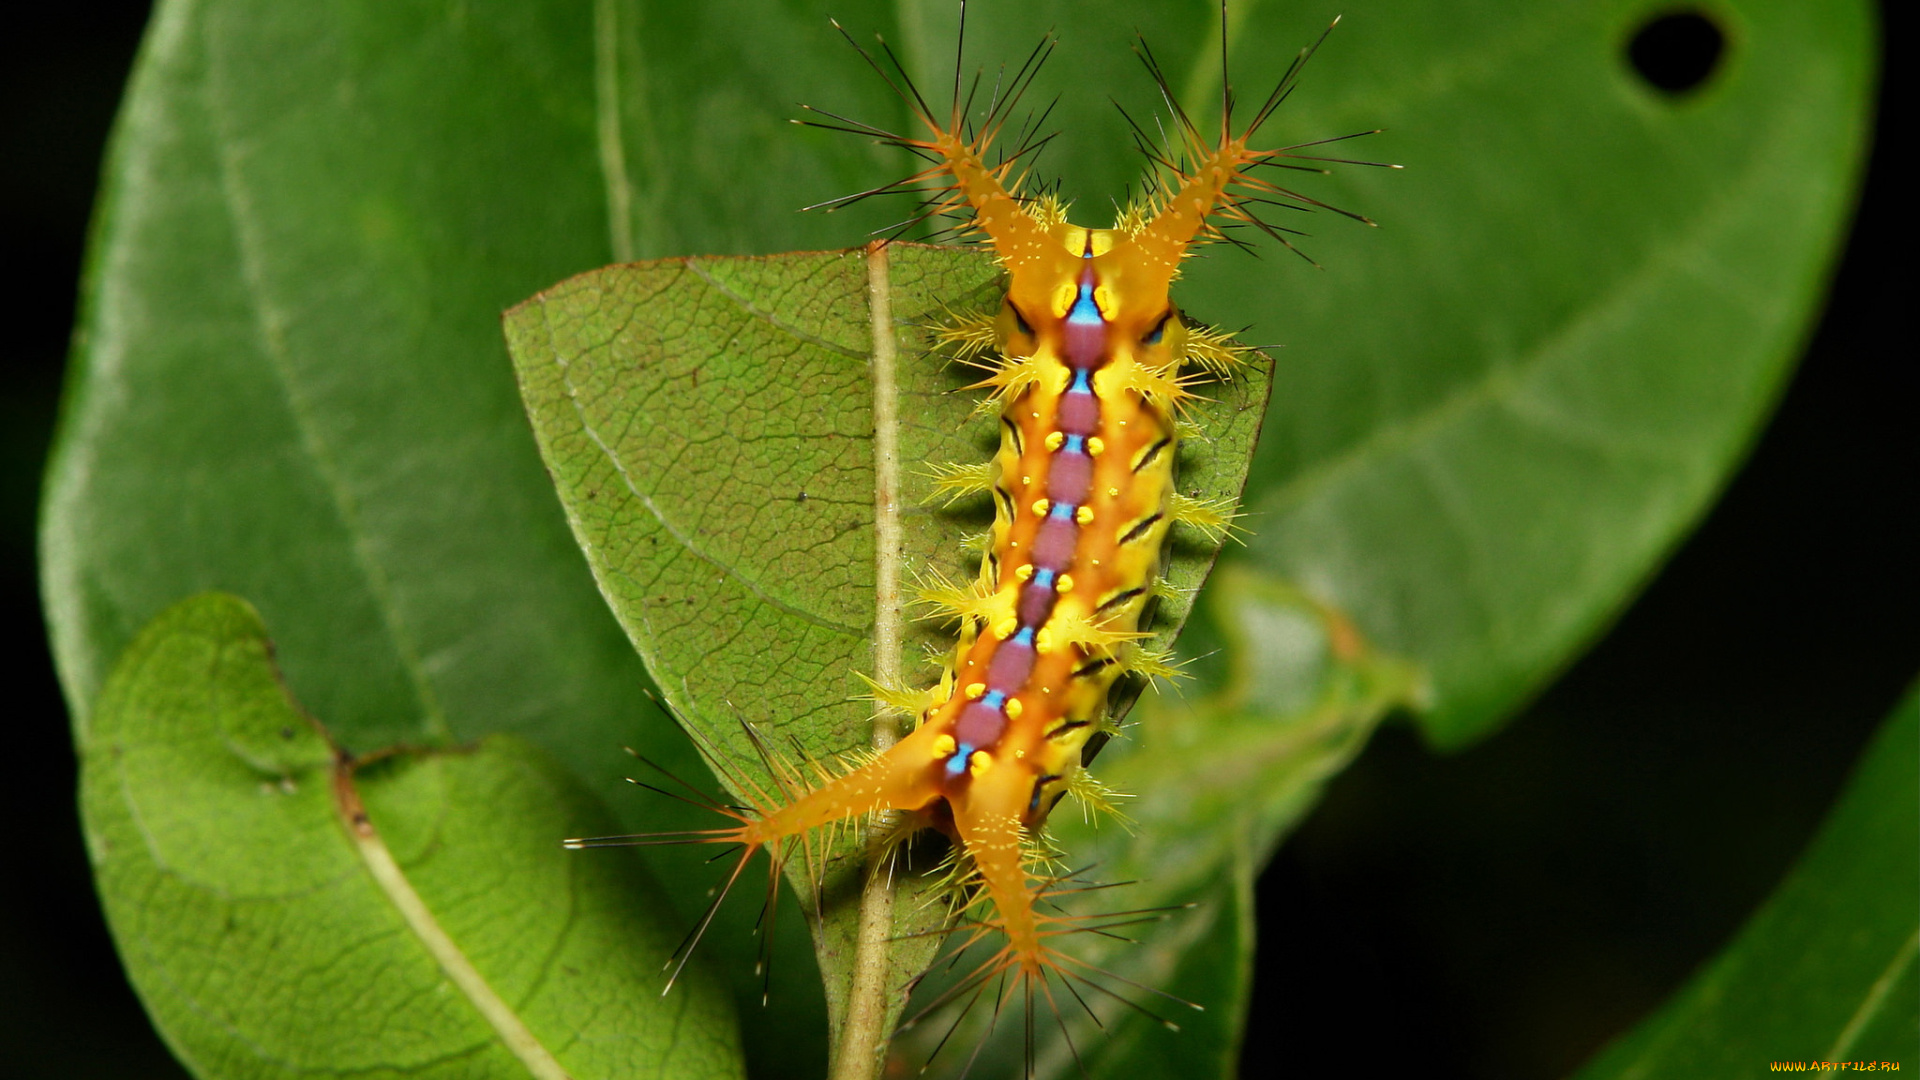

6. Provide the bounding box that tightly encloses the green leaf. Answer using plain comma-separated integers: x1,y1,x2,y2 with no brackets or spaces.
1574,685,1920,1078
80,592,743,1080
42,0,874,1064
1205,0,1875,747
500,242,1271,1050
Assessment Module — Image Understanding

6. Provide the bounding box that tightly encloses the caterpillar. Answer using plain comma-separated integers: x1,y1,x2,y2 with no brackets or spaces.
566,5,1382,1073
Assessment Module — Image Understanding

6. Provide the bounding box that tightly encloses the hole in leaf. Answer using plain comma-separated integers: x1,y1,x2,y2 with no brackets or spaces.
1627,10,1727,94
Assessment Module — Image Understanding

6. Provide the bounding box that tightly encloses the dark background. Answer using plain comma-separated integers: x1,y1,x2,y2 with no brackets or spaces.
1,5,1909,1079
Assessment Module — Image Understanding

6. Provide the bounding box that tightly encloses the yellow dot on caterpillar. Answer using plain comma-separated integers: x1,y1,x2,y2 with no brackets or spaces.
1108,486,1120,497
1034,628,1056,655
1052,283,1076,317
1015,564,1034,582
1014,748,1026,759
1005,697,1024,720
1086,437,1105,455
994,617,1018,639
932,734,957,759
1056,574,1075,594
1031,498,1050,516
1045,431,1065,451
1021,475,1032,485
1076,506,1094,524
969,751,994,776
965,682,986,699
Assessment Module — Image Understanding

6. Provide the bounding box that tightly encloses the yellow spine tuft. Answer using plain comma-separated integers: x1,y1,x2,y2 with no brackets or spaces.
1097,354,1199,411
932,308,1000,360
1064,768,1136,830
921,460,995,505
1181,322,1252,376
1169,491,1243,543
964,353,1051,405
1030,192,1072,229
854,671,947,719
1113,198,1153,238
1118,643,1188,684
1043,612,1153,652
913,567,1004,624
1149,576,1196,603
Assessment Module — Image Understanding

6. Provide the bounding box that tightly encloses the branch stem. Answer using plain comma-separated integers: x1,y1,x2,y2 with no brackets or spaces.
829,239,907,1080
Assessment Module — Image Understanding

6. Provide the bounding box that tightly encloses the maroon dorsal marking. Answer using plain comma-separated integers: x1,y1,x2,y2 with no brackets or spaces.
1046,448,1094,504
986,635,1038,692
1031,515,1078,569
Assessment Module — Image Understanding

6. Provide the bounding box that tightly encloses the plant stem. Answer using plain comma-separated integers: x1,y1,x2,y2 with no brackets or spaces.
828,240,906,1080
830,819,903,1080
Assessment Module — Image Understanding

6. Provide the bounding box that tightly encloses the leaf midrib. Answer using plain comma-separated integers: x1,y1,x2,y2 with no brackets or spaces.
593,0,635,264
338,767,574,1080
1824,925,1920,1062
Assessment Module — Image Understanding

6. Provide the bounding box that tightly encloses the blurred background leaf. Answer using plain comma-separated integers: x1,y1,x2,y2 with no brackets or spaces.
81,592,743,1080
5,1,1910,1079
1573,685,1917,1078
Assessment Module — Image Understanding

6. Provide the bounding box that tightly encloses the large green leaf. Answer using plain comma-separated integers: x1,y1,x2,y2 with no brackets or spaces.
80,592,742,1080
1574,686,1919,1077
1212,0,1876,746
41,0,893,1067
45,0,1871,1075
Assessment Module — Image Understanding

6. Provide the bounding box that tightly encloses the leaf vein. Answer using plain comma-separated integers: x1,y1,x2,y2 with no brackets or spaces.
545,307,864,637
1824,924,1920,1062
682,256,867,359
338,777,574,1080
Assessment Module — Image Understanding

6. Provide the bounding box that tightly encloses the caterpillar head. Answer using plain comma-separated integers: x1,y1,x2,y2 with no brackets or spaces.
803,18,1384,371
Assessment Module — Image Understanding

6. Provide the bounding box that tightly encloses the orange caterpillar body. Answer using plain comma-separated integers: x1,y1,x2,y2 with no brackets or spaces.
723,31,1323,985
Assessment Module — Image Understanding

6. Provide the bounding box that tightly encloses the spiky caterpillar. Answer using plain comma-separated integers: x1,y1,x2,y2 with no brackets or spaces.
565,9,1382,1064
716,22,1358,992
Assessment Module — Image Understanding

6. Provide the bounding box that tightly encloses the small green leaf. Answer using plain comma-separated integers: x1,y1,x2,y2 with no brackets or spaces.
1574,686,1920,1078
81,593,743,1080
501,242,1271,1046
